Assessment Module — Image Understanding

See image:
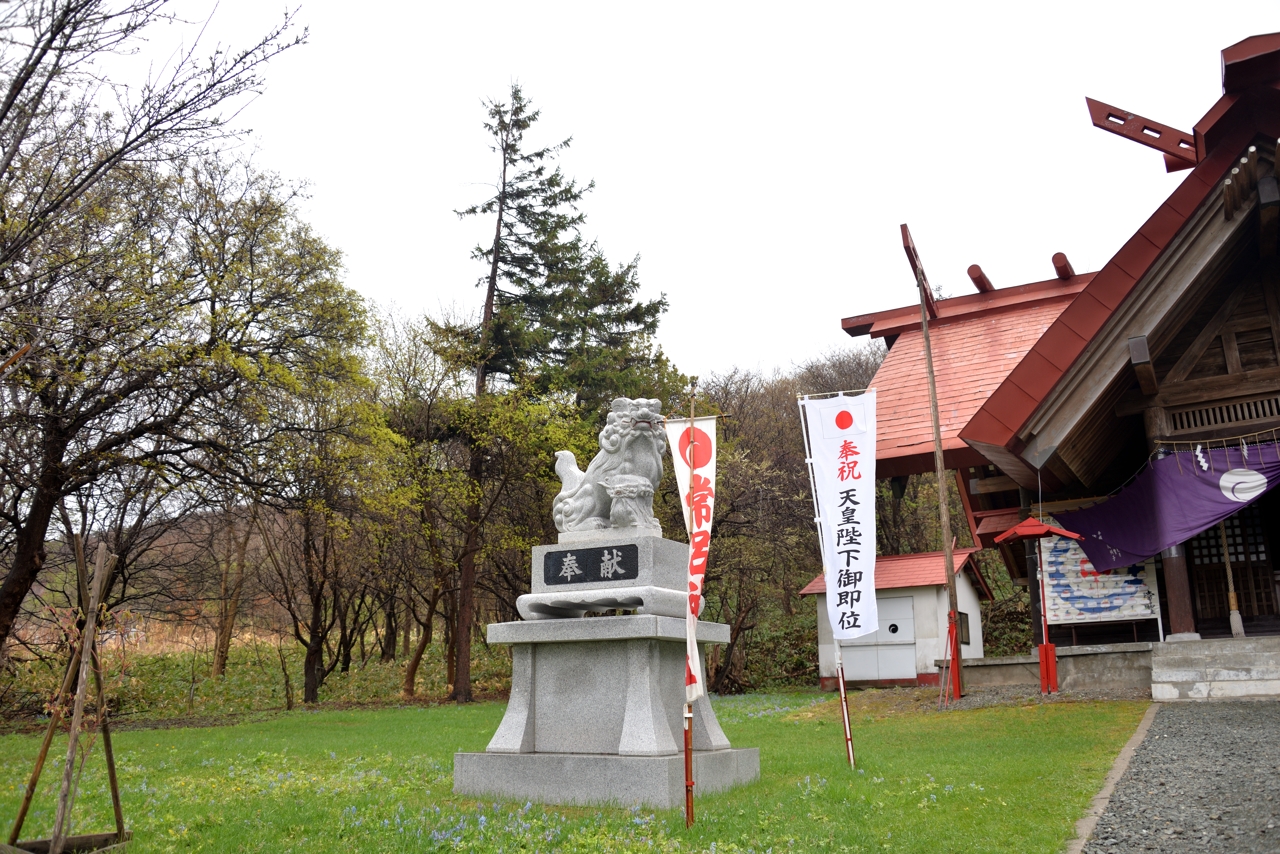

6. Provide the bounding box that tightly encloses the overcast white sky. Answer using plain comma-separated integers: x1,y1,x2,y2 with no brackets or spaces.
153,2,1264,379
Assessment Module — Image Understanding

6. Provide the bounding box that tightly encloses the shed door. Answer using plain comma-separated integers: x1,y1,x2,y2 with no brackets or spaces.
875,597,916,679
841,596,916,681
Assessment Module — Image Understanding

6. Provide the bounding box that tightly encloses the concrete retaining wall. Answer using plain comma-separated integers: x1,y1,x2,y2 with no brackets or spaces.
936,642,1153,693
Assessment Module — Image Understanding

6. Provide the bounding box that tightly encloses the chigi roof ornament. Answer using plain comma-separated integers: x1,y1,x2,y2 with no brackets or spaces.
1085,33,1280,173
1084,97,1197,172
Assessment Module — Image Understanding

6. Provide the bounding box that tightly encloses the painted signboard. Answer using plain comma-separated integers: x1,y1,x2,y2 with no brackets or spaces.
1041,516,1160,626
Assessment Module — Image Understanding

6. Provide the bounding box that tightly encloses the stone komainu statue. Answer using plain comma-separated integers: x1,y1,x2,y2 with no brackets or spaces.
553,397,665,533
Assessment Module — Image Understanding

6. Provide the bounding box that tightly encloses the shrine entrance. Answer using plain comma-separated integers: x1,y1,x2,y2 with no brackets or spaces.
1187,501,1280,636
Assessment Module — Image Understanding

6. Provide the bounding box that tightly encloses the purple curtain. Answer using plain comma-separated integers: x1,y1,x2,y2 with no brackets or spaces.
1057,442,1280,571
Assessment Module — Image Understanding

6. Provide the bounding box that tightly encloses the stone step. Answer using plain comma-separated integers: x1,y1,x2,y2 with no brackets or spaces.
1153,654,1280,672
1152,637,1280,657
1152,679,1280,700
1150,636,1280,700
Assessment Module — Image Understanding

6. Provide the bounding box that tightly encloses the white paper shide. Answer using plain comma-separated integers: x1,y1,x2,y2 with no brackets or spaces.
801,392,877,640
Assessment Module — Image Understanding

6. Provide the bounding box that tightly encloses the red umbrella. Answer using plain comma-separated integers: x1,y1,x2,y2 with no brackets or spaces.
995,516,1081,694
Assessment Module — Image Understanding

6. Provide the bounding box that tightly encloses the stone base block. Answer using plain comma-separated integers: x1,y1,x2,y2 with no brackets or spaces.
453,748,760,809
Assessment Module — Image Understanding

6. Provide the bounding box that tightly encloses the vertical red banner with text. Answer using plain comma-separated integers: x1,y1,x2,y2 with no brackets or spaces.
666,415,718,702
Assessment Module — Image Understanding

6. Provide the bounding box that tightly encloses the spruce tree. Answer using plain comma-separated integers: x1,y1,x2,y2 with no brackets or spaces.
447,84,676,702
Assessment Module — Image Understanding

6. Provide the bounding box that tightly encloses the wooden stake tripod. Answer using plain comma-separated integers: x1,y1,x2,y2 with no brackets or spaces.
6,539,129,854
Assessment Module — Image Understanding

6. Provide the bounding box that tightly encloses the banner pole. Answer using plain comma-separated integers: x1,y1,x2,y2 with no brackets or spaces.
833,643,855,767
684,382,697,829
903,224,962,700
796,393,856,767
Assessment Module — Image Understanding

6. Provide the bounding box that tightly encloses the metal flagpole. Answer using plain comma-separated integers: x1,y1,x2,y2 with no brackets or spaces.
797,393,855,768
684,381,697,828
902,224,963,701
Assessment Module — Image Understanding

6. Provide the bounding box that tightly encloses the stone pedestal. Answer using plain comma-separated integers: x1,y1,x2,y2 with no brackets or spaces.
453,749,759,810
518,531,691,620
453,613,760,808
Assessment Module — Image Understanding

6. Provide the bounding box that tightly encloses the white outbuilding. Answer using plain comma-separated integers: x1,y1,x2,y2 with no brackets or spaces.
800,548,992,689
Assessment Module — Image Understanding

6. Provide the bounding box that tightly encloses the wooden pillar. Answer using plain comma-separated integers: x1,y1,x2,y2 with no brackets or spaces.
1148,441,1198,639
1143,408,1169,453
1161,543,1198,637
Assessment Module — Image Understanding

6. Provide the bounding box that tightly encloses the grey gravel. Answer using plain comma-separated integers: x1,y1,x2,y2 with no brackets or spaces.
1082,702,1280,854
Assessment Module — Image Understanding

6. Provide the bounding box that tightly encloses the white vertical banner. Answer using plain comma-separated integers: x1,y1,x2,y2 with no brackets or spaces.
800,392,877,640
665,415,718,702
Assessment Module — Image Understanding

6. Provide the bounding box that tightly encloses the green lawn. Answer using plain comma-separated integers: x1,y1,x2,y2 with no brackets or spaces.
0,694,1146,853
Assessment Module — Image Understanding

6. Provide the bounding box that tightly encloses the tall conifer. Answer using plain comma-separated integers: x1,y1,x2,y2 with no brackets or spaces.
448,85,674,701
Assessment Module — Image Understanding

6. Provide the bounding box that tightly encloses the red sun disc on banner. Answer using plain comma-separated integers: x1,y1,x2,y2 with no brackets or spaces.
679,426,713,469
834,410,853,430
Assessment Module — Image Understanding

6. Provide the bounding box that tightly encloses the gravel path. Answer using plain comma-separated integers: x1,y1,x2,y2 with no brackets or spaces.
1081,702,1280,853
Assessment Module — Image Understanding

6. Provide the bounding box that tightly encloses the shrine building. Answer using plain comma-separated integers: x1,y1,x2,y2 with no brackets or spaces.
836,34,1280,698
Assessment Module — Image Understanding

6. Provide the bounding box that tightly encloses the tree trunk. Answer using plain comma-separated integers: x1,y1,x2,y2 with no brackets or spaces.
212,515,253,678
336,594,352,674
276,643,294,711
401,600,411,658
0,478,61,654
301,513,327,704
379,594,397,663
444,597,456,691
402,592,439,698
450,451,483,703
447,139,505,702
303,635,323,704
403,623,431,699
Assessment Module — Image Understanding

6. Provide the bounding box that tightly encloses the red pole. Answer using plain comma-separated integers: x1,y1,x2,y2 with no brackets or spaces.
684,703,694,826
1036,538,1058,693
937,633,950,709
948,610,963,702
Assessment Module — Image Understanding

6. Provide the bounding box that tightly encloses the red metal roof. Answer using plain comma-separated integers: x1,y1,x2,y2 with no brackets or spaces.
833,37,1280,486
832,36,1280,485
959,122,1277,474
850,281,1086,477
842,275,1088,339
799,547,987,597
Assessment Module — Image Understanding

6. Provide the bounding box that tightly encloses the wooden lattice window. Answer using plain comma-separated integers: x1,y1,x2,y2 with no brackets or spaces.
1170,395,1280,433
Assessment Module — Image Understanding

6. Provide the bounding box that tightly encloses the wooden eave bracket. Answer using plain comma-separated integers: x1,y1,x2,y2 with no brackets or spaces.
1259,172,1279,256
1128,335,1159,396
1085,97,1197,172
